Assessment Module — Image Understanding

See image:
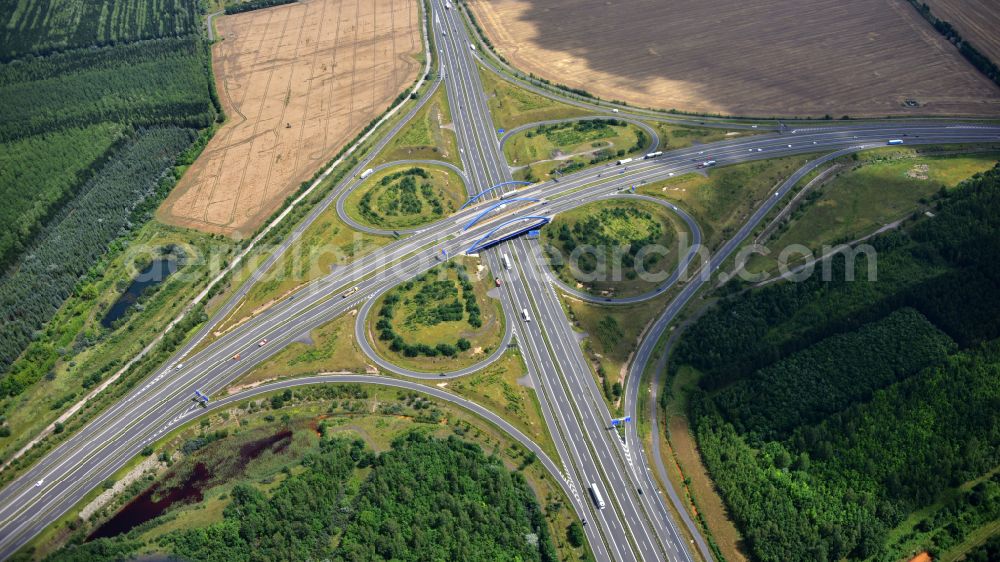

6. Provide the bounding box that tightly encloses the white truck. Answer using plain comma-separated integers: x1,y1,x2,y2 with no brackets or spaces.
644,151,663,159
445,1,451,8
616,158,633,166
502,254,512,270
589,483,606,510
887,139,904,145
359,168,374,180
521,308,531,322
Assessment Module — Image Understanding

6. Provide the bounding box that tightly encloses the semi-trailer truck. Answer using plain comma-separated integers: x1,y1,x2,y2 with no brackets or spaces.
616,158,633,166
589,484,606,509
502,254,512,270
696,160,717,169
359,168,374,179
644,151,663,159
887,139,904,145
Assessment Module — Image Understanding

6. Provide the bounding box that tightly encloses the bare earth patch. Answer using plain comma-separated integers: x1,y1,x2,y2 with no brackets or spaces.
468,0,1000,117
158,0,421,236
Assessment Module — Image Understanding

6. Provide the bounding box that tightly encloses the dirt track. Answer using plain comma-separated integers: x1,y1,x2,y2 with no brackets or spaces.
468,0,1000,117
159,0,421,237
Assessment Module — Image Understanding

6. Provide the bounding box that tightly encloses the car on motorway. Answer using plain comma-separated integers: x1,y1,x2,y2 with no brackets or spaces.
35,480,43,488
172,363,183,370
232,353,241,361
258,339,268,347
495,277,502,287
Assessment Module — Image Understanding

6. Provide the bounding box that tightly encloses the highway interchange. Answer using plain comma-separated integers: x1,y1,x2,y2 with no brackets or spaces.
1,0,1000,559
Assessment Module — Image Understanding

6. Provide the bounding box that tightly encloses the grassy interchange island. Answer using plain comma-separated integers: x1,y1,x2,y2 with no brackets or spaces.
369,260,504,372
345,165,466,230
542,199,685,298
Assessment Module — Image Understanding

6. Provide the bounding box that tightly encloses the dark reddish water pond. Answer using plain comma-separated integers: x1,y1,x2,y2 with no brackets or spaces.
88,430,292,540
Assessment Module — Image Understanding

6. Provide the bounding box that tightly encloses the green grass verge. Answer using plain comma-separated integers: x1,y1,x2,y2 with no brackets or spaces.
638,154,821,249
478,64,590,130
505,119,648,182
746,149,1000,275
649,121,762,150
371,85,460,167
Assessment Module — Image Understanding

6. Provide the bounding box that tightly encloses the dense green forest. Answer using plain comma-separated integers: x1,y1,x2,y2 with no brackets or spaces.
49,434,557,561
0,124,125,270
0,38,216,142
0,128,197,387
224,0,297,15
0,0,199,60
674,164,1000,561
0,0,217,391
713,307,955,439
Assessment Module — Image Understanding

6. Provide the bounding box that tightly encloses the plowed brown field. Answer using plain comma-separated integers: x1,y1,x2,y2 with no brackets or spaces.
159,0,421,236
468,0,1000,117
923,0,1000,66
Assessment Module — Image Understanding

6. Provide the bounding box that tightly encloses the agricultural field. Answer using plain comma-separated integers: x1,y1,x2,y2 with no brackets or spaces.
33,385,583,561
504,118,648,181
542,199,686,298
922,0,1000,69
371,85,460,166
159,0,423,236
345,165,466,229
0,0,200,59
478,63,589,130
467,0,1000,117
746,149,1000,275
368,260,504,372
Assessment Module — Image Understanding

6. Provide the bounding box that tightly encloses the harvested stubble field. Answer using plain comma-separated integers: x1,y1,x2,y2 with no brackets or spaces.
158,0,421,236
923,0,1000,66
468,0,1000,117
